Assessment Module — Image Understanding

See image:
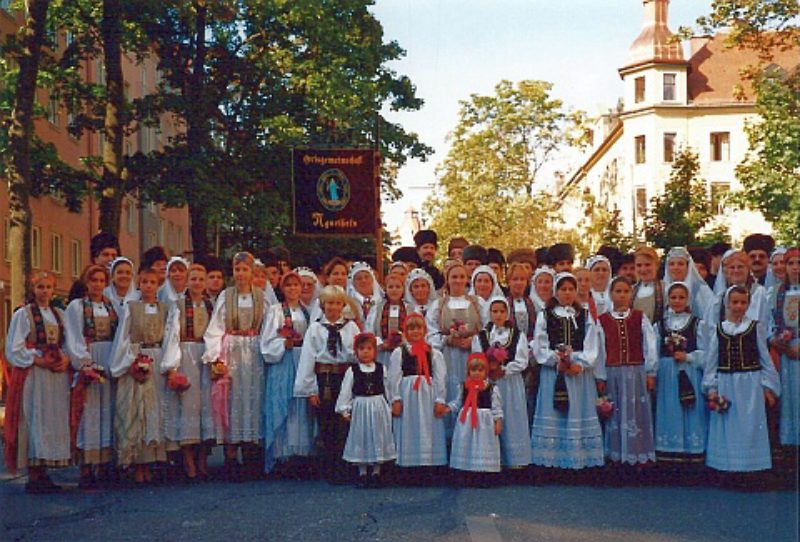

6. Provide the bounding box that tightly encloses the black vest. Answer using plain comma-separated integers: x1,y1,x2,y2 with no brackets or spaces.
463,383,494,409
546,308,587,351
717,322,760,373
400,347,434,378
352,363,385,396
478,324,521,366
658,315,699,357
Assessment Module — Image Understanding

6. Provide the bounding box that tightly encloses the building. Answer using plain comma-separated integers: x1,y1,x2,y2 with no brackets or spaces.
556,0,798,244
0,6,191,349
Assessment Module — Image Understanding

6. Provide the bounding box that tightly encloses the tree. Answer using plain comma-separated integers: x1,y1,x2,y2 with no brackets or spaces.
424,80,583,254
1,0,52,306
579,191,636,254
644,149,714,249
683,0,799,244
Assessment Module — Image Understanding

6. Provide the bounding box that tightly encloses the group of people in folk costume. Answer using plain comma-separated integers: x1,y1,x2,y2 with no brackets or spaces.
3,228,797,492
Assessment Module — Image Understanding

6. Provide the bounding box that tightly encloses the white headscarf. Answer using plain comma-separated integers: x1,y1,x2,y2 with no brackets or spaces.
470,265,503,300
157,255,190,303
552,272,579,328
404,267,435,307
346,261,384,303
713,248,743,296
104,256,140,309
294,266,322,304
529,265,555,311
765,247,787,290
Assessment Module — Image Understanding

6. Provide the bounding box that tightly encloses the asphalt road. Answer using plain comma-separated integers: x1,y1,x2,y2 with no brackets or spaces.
2,462,797,542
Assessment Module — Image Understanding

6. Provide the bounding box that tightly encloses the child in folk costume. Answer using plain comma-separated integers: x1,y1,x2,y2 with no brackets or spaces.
445,353,503,477
161,263,215,480
703,285,781,473
769,247,799,452
654,282,708,465
347,261,384,327
110,268,169,483
202,252,269,481
367,272,409,365
260,271,315,474
596,276,658,465
294,285,361,482
64,265,119,488
104,257,140,314
530,272,604,470
426,262,482,437
387,313,448,469
4,272,71,493
336,333,397,487
404,268,436,318
506,262,540,425
470,265,504,325
473,297,531,468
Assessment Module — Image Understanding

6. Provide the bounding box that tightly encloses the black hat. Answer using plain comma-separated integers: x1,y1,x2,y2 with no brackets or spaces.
743,233,775,255
486,248,505,266
597,245,623,273
90,232,120,260
414,229,438,248
621,252,635,265
507,248,536,267
269,246,291,264
547,243,575,266
535,247,549,267
392,246,421,266
462,244,487,264
708,241,732,256
140,245,168,272
688,246,711,270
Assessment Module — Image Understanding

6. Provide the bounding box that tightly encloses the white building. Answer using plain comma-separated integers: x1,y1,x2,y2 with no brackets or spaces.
556,0,797,244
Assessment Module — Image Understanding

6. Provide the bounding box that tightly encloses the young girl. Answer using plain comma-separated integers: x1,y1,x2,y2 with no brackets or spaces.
161,263,215,479
587,255,612,317
387,313,448,470
427,262,482,436
530,266,555,313
4,272,71,493
470,265,503,324
663,247,714,319
336,333,397,487
596,276,658,465
654,282,708,465
473,297,531,469
294,285,361,482
404,268,436,318
507,262,540,425
104,257,139,313
157,256,189,304
65,265,119,488
110,268,167,483
703,285,780,473
368,272,409,365
347,261,384,326
202,252,269,481
530,272,604,470
770,247,799,452
260,272,315,475
446,353,503,479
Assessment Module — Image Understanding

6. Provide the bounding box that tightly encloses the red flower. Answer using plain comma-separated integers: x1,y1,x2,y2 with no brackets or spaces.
129,354,154,382
168,372,191,392
596,395,614,421
707,395,731,413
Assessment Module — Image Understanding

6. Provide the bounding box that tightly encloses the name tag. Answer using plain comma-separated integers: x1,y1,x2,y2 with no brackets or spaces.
93,303,109,317
238,295,253,308
389,305,400,318
145,304,159,314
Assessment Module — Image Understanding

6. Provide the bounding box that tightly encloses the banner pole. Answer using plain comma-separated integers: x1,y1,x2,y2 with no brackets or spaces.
374,113,384,283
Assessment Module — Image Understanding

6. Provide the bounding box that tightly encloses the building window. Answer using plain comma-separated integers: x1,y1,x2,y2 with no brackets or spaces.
158,218,165,245
3,218,9,262
634,76,645,103
127,200,137,234
663,73,676,101
47,93,60,127
148,231,157,249
1,0,11,12
31,226,42,269
635,187,648,218
95,58,106,86
635,135,646,164
70,239,82,278
710,182,731,215
51,233,63,274
663,133,676,162
176,227,183,252
710,132,730,161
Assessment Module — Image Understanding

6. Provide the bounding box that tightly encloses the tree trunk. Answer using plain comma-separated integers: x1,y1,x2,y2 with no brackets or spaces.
187,1,209,257
6,0,52,307
99,0,125,236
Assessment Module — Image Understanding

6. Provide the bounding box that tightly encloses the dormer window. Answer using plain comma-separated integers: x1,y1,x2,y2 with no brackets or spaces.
663,73,676,101
635,77,645,103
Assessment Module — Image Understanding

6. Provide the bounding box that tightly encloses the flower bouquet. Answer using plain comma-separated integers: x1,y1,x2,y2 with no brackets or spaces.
278,317,302,342
81,362,107,385
486,345,508,380
707,394,731,413
555,344,573,373
129,354,154,382
384,330,403,350
210,360,229,381
664,332,687,356
167,372,191,392
596,395,614,421
447,319,470,338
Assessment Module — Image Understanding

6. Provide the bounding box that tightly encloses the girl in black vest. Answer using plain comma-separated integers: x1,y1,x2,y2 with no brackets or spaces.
336,333,396,487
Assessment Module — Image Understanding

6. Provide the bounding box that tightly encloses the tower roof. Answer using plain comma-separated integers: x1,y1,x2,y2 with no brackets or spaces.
622,0,685,71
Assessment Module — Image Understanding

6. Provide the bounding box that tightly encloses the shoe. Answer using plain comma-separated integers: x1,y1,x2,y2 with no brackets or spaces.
368,474,382,489
225,459,243,483
39,476,63,492
356,475,369,489
78,472,98,490
25,479,60,494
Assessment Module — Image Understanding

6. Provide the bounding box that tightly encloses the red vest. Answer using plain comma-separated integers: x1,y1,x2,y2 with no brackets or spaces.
599,310,644,367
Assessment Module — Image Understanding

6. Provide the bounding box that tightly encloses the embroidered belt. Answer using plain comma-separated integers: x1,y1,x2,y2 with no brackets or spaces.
139,342,161,349
227,330,258,337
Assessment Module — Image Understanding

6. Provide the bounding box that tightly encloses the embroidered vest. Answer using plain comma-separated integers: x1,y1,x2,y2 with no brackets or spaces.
400,346,434,377
25,305,63,347
658,315,699,357
478,324,521,366
179,296,213,342
508,295,537,339
717,322,760,373
128,301,166,346
599,311,645,367
633,280,664,325
546,308,587,351
223,286,265,332
463,382,494,409
439,295,482,336
352,363,385,397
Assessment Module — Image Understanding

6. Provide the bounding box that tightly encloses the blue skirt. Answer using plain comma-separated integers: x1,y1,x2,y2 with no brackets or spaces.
780,354,800,446
654,356,707,457
603,365,655,464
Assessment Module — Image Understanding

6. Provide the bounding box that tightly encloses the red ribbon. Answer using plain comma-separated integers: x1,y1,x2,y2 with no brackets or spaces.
410,340,431,391
459,378,485,429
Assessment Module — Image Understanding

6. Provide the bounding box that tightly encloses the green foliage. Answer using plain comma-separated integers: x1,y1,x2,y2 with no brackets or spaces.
579,191,636,254
425,80,584,254
644,149,715,249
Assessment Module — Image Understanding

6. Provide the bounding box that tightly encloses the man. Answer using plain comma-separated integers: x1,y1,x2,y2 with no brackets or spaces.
743,233,775,285
67,232,120,301
201,255,226,303
414,229,444,290
462,244,488,279
617,253,637,283
270,246,292,279
140,245,169,285
632,245,664,325
391,246,421,271
546,242,575,273
507,248,537,278
447,236,469,261
534,247,549,270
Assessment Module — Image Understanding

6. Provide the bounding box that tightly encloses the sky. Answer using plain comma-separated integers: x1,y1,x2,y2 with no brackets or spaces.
369,0,713,234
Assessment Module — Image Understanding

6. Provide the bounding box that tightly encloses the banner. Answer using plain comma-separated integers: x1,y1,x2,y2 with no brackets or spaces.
292,148,378,236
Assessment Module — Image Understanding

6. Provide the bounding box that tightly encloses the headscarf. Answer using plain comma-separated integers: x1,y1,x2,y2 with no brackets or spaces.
529,266,555,310
346,261,384,307
403,313,431,390
470,265,504,300
553,272,579,328
403,268,435,307
765,247,787,290
665,281,692,316
294,266,322,304
104,256,139,309
158,256,190,303
713,249,749,296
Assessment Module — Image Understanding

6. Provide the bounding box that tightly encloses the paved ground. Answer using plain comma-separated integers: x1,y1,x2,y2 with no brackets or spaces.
2,460,797,542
